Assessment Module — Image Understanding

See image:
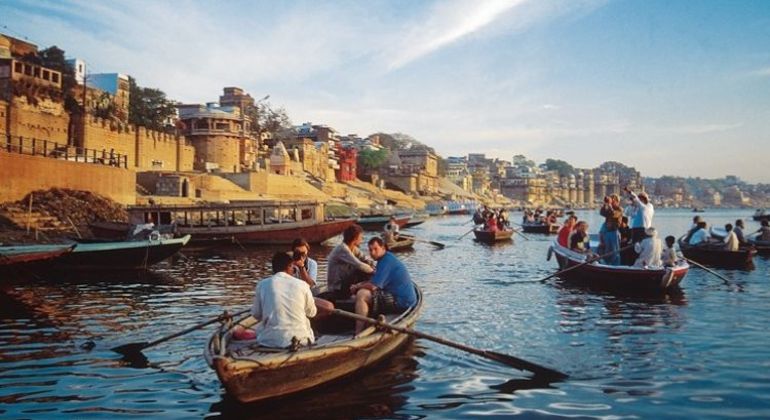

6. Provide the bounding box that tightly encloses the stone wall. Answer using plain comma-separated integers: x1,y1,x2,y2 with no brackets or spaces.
1,96,69,143
0,151,135,204
189,135,241,173
135,126,194,172
82,116,135,164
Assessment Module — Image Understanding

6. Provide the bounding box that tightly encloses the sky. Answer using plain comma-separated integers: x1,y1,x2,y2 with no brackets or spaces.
2,0,769,182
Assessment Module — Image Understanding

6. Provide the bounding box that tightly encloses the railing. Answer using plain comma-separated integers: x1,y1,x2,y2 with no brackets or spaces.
2,135,129,168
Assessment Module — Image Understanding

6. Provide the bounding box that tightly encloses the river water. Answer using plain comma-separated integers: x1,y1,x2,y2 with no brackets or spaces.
1,209,769,419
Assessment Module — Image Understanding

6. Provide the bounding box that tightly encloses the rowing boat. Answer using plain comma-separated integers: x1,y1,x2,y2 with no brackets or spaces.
521,221,560,234
385,236,415,252
550,240,689,291
473,228,513,243
678,237,755,269
204,285,422,403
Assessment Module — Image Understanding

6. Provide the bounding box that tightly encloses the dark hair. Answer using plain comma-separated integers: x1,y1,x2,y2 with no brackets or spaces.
697,221,707,228
665,235,676,245
735,219,744,227
292,238,310,250
342,225,364,244
725,223,733,231
368,236,386,249
762,220,769,227
271,251,293,274
621,216,629,223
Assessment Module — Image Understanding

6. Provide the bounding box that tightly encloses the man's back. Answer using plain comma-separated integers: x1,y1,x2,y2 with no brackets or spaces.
372,252,417,309
251,272,316,348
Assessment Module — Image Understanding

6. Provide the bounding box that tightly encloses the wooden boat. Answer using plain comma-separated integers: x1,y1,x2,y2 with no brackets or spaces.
53,235,191,270
473,228,513,243
550,240,689,291
204,285,423,403
752,209,770,222
0,244,75,272
90,200,356,245
521,221,560,234
356,214,410,231
678,237,756,269
384,236,415,252
746,236,770,256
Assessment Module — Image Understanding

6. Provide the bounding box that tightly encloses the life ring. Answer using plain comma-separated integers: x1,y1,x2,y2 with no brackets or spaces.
149,231,161,241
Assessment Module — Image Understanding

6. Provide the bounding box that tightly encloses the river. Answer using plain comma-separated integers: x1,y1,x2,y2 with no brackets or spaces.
1,209,768,419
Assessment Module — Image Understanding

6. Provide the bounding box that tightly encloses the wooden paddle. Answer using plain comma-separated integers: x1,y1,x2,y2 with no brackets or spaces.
681,257,732,285
456,228,475,241
112,309,250,357
399,234,445,249
332,309,567,380
511,229,530,241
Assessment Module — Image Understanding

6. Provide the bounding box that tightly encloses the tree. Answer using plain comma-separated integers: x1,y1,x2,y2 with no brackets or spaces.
357,148,389,172
243,100,293,142
544,158,575,177
26,46,79,112
128,76,177,131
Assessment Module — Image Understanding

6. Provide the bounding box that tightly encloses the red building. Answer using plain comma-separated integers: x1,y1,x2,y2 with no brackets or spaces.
336,145,357,182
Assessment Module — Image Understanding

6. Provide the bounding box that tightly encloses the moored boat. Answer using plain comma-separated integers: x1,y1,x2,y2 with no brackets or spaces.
473,228,513,243
550,240,689,291
678,237,756,269
90,201,356,245
521,221,560,234
752,209,770,222
356,214,410,231
54,235,191,270
204,285,423,403
0,244,76,275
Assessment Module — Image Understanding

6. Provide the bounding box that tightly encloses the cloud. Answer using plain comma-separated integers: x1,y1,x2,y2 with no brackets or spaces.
747,66,770,78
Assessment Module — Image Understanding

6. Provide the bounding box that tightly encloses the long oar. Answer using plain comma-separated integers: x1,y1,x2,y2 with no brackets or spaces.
533,244,635,284
332,309,567,380
511,229,530,241
112,309,250,357
456,228,475,241
399,234,445,249
682,257,732,285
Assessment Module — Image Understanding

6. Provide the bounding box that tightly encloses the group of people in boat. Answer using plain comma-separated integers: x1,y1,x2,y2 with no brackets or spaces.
685,216,770,250
472,205,510,231
522,208,559,226
558,187,677,268
240,224,417,349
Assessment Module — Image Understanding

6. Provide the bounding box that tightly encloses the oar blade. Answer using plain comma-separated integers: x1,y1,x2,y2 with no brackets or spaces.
483,350,568,380
111,341,150,356
429,241,446,249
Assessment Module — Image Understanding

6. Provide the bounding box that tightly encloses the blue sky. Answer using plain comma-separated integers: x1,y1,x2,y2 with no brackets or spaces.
2,0,769,181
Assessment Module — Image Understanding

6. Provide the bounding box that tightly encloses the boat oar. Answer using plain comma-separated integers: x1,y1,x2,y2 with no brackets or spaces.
112,309,250,357
682,257,732,285
332,309,567,380
399,234,445,249
456,228,475,241
532,244,636,284
511,229,530,241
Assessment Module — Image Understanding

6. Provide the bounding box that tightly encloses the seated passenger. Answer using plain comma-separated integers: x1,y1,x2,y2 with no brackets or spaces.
733,219,748,245
634,227,662,268
557,215,577,247
325,225,375,300
350,237,417,334
250,252,332,348
291,238,318,288
485,214,499,232
722,223,739,251
569,221,591,253
759,220,770,242
661,235,678,267
688,221,711,246
383,215,400,243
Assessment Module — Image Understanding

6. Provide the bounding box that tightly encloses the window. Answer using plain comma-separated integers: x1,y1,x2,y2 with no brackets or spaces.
24,64,32,76
42,70,50,80
14,62,22,73
33,67,41,77
52,73,59,83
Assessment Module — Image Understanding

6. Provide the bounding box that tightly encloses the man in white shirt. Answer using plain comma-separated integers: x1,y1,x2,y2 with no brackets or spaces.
634,227,662,268
625,187,655,245
689,221,711,246
722,223,739,251
250,252,331,348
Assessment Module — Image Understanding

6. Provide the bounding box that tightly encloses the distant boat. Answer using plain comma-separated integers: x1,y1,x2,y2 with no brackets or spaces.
692,208,705,213
54,235,191,270
402,212,428,229
90,201,356,245
383,236,415,252
753,209,770,222
521,221,560,234
356,214,410,231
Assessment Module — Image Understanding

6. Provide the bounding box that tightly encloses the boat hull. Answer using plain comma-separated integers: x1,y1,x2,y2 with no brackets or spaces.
551,242,688,291
473,229,513,243
678,239,755,269
54,235,190,270
0,244,74,266
387,237,415,252
747,238,770,256
356,215,410,232
521,222,559,234
206,287,422,403
91,219,356,246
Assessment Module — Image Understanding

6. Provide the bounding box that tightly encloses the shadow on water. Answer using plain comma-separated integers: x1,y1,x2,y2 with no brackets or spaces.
207,339,423,420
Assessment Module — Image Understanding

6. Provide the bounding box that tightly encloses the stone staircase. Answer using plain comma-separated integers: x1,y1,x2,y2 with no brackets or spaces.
0,204,69,233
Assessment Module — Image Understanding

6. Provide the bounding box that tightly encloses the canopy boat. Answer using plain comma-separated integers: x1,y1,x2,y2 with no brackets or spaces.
356,213,410,231
204,285,423,403
402,213,428,229
0,244,75,272
53,235,191,270
678,237,756,269
473,228,513,243
549,240,689,291
90,201,356,245
521,221,560,234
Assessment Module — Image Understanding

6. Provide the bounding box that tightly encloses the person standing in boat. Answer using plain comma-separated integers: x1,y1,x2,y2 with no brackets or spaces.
599,194,623,266
383,215,400,244
325,225,375,300
722,223,739,251
250,252,332,348
350,237,417,334
625,187,655,244
291,238,318,288
634,227,662,268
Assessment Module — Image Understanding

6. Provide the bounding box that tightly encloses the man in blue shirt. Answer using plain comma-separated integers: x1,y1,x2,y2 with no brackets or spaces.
350,237,417,334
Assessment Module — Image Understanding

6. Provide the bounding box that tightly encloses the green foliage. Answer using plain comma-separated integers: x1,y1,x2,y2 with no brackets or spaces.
243,101,293,141
25,46,78,112
370,132,436,154
128,77,177,131
357,148,389,171
544,158,575,177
